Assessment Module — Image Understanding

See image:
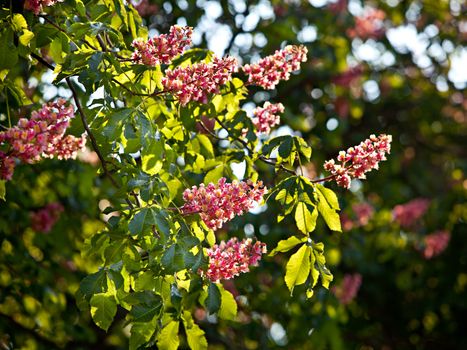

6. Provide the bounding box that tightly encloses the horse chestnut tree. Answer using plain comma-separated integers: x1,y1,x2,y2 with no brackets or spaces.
0,1,396,349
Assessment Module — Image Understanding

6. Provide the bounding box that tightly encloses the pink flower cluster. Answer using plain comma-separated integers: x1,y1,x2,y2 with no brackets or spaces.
347,7,386,40
251,102,284,135
24,0,63,15
181,177,267,230
341,202,375,231
323,134,392,189
162,56,238,106
242,45,308,90
423,230,450,259
131,25,192,66
202,238,267,282
30,202,64,233
0,99,86,181
392,198,431,229
332,273,362,305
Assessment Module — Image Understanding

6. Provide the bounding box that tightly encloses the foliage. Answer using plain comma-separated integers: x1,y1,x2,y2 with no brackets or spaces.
0,0,465,349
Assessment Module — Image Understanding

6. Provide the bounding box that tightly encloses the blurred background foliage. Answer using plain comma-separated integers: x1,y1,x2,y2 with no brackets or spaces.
1,0,466,349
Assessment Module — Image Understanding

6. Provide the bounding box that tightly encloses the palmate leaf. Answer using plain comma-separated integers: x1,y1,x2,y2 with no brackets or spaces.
183,311,208,350
128,207,171,238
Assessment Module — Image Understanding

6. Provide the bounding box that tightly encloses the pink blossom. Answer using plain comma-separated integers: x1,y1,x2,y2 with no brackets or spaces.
131,0,158,17
352,202,374,226
340,213,354,231
423,230,450,259
24,0,63,15
251,102,284,135
162,56,238,106
332,273,362,305
323,134,392,189
328,0,347,14
30,202,64,233
0,153,15,181
131,25,192,66
347,7,386,40
242,45,308,90
201,237,267,282
332,66,363,87
0,100,86,181
181,177,267,230
392,198,431,229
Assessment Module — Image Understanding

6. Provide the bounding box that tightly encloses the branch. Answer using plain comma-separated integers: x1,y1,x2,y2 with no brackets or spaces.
213,116,296,175
64,78,119,186
30,52,54,70
310,173,338,183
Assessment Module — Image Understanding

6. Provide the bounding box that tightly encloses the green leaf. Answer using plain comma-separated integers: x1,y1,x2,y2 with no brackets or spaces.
104,241,125,265
129,295,163,322
218,285,237,321
316,184,340,210
107,270,124,291
0,180,5,201
75,0,86,17
90,293,117,331
294,202,318,235
161,245,185,274
270,236,307,256
206,283,221,314
79,269,108,300
141,140,164,175
196,134,214,158
313,242,334,289
129,321,157,350
285,244,312,294
204,165,224,184
156,320,180,350
129,207,170,237
0,29,18,69
316,189,342,232
183,312,208,350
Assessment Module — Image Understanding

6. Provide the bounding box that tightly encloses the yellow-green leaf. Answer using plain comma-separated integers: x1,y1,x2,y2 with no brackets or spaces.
90,293,117,331
19,30,34,46
285,244,312,294
218,284,237,321
294,202,318,234
270,236,307,256
12,14,27,31
157,320,180,350
316,190,342,232
183,311,207,350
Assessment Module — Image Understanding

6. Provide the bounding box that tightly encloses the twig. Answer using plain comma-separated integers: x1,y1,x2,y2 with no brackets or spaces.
30,52,54,70
198,121,227,140
213,115,297,175
65,77,134,209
